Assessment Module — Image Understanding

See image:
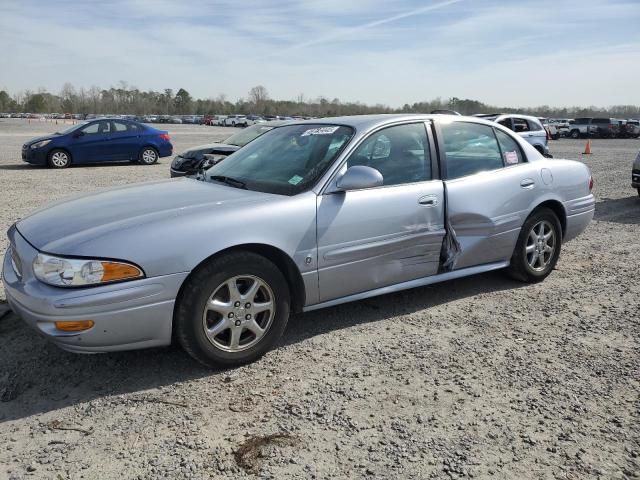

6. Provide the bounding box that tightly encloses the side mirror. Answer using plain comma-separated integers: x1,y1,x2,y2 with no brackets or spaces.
335,165,383,191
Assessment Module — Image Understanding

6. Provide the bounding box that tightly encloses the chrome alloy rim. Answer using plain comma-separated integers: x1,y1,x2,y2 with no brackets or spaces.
202,275,276,352
51,151,69,167
141,149,157,164
526,220,556,271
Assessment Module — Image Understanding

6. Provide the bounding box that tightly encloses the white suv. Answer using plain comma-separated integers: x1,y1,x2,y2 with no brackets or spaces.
493,114,551,157
224,115,248,127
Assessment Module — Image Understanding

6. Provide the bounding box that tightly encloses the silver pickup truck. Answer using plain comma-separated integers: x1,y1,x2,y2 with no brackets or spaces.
569,118,598,138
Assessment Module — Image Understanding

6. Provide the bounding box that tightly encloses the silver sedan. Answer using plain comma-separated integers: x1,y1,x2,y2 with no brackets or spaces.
3,115,595,367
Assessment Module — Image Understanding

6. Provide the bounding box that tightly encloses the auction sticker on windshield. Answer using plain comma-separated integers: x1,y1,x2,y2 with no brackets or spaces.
288,175,303,185
301,126,340,136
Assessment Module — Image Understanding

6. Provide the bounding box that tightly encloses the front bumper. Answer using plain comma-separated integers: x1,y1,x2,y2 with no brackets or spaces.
21,145,48,165
3,227,188,353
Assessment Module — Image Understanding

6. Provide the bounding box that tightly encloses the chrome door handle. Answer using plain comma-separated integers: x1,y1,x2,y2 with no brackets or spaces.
418,195,438,206
520,179,535,189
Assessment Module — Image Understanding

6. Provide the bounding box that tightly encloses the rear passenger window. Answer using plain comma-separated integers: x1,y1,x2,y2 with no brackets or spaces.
495,129,524,165
512,118,530,132
441,122,503,180
113,121,128,132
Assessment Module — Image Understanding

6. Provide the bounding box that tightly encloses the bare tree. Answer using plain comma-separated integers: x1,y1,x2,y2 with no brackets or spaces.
248,85,269,111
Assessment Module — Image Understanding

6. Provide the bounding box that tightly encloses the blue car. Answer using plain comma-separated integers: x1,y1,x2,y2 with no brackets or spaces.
21,118,173,168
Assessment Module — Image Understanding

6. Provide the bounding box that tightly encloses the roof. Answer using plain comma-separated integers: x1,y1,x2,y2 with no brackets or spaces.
286,113,498,132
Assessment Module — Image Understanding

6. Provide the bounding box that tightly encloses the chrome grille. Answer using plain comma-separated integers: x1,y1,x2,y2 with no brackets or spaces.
10,245,22,279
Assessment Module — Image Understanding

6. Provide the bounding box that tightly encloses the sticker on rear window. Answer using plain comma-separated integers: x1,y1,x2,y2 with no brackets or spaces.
288,175,303,185
301,126,339,136
505,151,519,165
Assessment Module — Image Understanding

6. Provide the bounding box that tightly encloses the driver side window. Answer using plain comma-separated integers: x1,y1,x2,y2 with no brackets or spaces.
347,123,432,186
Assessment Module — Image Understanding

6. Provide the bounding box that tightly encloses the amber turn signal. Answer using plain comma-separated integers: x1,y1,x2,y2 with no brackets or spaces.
55,320,95,332
101,262,143,282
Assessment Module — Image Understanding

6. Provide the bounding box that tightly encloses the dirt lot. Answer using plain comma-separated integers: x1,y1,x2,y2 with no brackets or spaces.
0,118,638,479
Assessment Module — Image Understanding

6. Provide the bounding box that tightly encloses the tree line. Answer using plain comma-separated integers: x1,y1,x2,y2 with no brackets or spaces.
0,82,638,119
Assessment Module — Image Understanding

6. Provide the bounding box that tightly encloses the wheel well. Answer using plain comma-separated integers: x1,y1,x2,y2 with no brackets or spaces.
48,147,72,161
174,244,306,321
532,200,566,239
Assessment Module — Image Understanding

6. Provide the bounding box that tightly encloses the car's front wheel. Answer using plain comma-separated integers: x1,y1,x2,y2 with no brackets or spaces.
48,149,71,168
507,208,562,283
570,130,580,139
139,147,158,165
175,252,291,368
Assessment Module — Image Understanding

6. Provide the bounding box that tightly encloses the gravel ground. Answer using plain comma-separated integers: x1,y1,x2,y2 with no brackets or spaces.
0,118,638,480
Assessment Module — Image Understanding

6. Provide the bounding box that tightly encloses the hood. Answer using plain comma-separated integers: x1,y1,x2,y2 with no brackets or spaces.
16,179,278,253
24,134,57,146
181,143,239,159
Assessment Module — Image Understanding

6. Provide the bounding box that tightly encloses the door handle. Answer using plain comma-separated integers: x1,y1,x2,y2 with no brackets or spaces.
418,195,438,206
520,178,535,189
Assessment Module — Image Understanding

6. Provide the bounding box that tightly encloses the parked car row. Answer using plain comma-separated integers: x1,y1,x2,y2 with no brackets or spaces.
554,117,640,139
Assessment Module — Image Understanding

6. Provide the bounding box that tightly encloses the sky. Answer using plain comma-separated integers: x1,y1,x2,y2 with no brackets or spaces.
1,0,639,108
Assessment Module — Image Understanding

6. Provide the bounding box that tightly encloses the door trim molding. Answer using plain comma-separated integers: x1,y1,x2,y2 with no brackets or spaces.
303,260,509,312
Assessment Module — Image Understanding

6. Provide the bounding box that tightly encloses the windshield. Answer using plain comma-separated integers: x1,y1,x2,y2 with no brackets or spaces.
223,124,275,147
206,124,354,195
56,121,88,135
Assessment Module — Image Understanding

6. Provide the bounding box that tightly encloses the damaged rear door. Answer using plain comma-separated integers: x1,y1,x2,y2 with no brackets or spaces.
436,119,541,270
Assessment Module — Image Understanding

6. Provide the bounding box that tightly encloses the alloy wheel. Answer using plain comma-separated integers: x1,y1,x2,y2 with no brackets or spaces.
51,151,69,167
141,148,157,164
525,220,556,272
201,275,276,352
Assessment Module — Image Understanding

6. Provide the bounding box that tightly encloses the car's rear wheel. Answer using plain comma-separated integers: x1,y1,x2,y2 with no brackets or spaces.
139,147,158,165
48,149,71,168
175,252,291,368
507,208,562,283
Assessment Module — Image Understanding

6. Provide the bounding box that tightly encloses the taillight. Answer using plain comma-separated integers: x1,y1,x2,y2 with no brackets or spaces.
159,133,170,141
588,175,593,192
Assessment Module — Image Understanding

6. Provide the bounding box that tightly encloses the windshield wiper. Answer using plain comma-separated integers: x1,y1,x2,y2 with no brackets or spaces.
209,175,247,189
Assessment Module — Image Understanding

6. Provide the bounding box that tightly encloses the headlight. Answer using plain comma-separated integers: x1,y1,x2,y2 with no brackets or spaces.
30,140,51,149
32,253,144,287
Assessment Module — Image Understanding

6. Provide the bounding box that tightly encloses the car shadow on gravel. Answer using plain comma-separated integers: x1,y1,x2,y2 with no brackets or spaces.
284,270,527,347
594,196,640,225
0,162,162,171
0,270,525,422
0,164,47,170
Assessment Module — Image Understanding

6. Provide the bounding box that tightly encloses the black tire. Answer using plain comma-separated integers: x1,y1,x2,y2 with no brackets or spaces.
507,208,562,283
47,149,71,168
175,251,291,368
570,130,580,139
637,188,640,197
553,133,560,140
139,146,159,165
